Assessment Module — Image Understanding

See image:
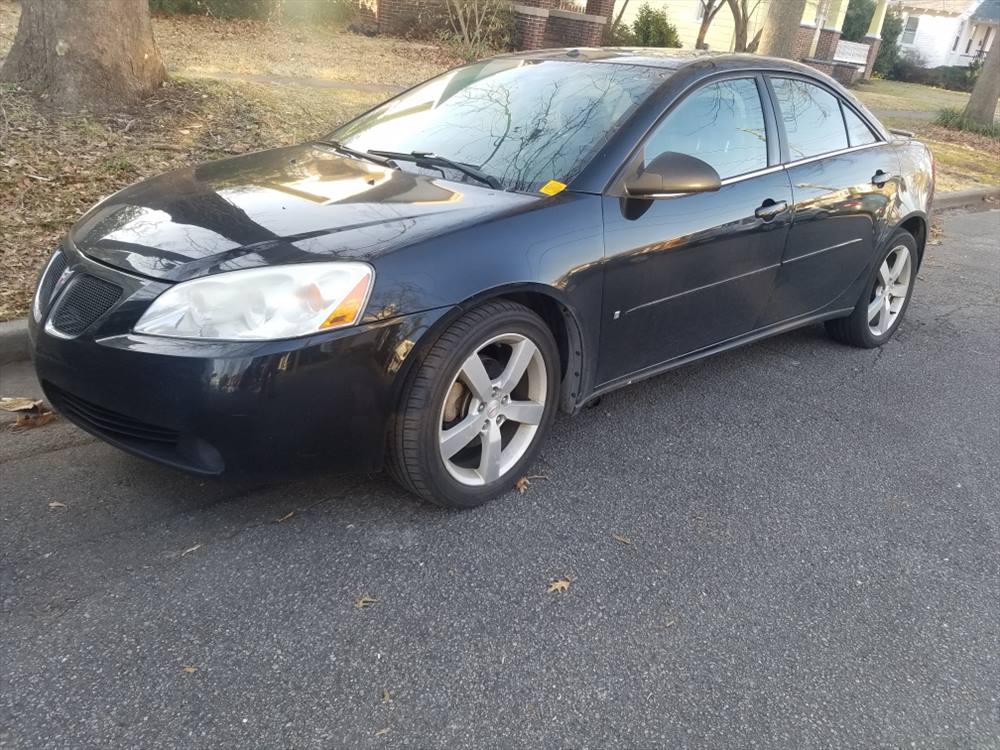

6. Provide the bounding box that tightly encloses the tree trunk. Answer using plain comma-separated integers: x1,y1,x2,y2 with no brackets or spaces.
696,0,725,50
757,0,807,59
962,40,1000,127
1,0,166,112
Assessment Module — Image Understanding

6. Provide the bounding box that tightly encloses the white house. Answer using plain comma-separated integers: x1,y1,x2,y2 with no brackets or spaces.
895,0,998,68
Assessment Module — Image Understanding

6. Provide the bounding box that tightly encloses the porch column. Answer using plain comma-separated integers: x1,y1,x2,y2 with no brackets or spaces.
815,0,849,61
862,0,889,78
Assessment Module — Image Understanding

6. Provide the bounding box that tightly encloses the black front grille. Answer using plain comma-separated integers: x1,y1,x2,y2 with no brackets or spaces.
46,384,180,446
50,274,123,337
35,250,68,316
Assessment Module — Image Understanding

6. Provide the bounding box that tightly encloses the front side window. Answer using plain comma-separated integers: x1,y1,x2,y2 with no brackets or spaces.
329,60,665,193
902,15,919,45
770,77,848,161
643,77,768,180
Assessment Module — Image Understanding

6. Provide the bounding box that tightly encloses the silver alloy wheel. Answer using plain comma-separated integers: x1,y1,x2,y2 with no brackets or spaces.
868,244,912,337
438,332,547,486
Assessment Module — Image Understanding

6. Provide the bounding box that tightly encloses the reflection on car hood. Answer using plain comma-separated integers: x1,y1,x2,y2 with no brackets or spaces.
70,144,536,282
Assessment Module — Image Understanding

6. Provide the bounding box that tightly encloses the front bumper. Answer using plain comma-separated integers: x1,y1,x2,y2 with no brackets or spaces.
29,245,451,475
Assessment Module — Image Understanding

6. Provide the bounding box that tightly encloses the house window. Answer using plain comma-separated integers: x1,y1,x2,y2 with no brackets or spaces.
901,15,919,45
966,24,978,53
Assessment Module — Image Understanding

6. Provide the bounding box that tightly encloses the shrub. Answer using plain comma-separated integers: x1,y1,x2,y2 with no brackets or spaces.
841,0,875,43
874,6,903,78
443,0,515,61
934,108,1000,139
630,3,680,48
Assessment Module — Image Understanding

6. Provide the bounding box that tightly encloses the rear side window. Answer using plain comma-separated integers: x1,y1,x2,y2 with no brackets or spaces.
643,77,767,179
842,105,878,147
770,77,848,160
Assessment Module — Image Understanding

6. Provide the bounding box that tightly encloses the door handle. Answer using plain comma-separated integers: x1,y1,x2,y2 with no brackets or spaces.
755,199,787,221
872,169,895,187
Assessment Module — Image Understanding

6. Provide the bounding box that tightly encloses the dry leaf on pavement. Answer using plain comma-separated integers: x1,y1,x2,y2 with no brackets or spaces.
276,511,295,523
2,397,57,431
181,544,202,557
354,595,378,609
374,727,390,737
546,577,571,594
0,397,41,412
181,665,198,673
612,533,632,545
382,688,393,703
48,501,67,509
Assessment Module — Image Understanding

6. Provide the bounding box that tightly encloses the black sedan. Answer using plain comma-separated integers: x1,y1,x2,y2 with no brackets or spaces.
29,49,934,508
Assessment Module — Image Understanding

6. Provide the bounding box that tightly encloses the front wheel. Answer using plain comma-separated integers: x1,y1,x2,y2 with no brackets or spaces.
826,230,918,348
388,300,560,508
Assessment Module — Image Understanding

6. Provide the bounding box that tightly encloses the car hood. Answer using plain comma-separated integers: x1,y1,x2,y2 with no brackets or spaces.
70,144,537,282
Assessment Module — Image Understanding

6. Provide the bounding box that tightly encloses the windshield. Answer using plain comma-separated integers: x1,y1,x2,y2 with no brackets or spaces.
327,60,666,193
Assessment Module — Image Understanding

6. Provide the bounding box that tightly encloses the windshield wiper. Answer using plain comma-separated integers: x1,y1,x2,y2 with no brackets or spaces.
315,139,399,169
368,150,501,190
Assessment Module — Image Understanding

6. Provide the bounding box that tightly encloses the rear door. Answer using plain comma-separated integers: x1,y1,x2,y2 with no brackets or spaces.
598,75,793,384
759,75,900,325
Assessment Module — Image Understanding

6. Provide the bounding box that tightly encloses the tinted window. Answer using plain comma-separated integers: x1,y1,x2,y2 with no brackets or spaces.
330,60,665,193
771,77,848,160
843,105,877,146
644,78,767,179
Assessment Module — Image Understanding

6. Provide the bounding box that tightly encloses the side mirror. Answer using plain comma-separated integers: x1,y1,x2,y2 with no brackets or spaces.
624,151,722,197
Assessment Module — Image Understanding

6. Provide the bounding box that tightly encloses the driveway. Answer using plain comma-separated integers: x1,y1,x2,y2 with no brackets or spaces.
2,208,998,749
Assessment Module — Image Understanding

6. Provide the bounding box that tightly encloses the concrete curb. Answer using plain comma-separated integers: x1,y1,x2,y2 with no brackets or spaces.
0,318,30,367
935,186,1000,211
0,187,996,367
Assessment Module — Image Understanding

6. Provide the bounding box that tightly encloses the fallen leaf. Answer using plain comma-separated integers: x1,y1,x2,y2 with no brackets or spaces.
374,727,390,737
48,501,67,509
0,397,41,412
354,595,378,609
611,533,632,545
665,619,677,628
181,544,202,557
181,665,198,673
11,410,57,430
276,511,295,523
546,577,571,594
382,688,393,703
515,477,530,494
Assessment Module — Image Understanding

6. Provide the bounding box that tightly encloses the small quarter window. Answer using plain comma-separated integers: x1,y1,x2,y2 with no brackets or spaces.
643,78,767,180
770,77,849,161
842,105,877,147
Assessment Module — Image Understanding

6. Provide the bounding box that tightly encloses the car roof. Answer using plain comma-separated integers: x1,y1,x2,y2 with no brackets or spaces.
492,47,831,78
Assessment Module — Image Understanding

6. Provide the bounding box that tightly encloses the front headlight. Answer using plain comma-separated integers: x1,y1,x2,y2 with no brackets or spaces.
134,262,374,341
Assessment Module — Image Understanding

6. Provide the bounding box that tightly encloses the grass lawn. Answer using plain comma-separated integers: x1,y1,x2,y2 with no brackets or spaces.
851,78,983,115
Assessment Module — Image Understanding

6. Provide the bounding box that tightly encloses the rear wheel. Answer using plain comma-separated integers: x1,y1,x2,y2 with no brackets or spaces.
388,300,559,508
826,231,917,348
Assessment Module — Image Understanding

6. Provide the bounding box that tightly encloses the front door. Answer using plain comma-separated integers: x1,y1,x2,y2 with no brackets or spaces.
598,76,792,385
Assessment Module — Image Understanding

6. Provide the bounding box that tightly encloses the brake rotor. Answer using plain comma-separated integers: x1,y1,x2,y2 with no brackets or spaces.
442,380,470,424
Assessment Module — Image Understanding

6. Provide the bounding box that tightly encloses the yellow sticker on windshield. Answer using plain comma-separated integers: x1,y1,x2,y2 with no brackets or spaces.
539,180,567,196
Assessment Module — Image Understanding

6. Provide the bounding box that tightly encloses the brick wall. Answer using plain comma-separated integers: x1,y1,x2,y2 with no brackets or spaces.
377,0,446,35
814,28,840,61
584,0,614,19
862,36,881,79
793,24,818,60
545,9,605,47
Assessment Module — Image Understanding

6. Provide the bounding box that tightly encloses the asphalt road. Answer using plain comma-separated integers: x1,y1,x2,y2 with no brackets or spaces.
2,208,998,749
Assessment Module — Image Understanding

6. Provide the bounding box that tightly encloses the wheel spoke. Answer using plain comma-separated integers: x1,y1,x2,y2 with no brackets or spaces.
440,413,485,460
889,282,908,299
497,339,537,393
877,296,892,334
888,248,909,282
878,260,891,286
503,399,544,425
478,421,502,482
459,352,493,402
867,295,883,323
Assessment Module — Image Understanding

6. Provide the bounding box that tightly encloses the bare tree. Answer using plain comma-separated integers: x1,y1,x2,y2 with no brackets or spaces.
695,0,727,49
962,39,1000,128
757,0,808,59
726,0,764,53
1,0,165,112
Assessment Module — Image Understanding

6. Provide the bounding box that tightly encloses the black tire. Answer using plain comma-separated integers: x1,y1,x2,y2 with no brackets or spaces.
387,300,560,508
825,230,918,349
